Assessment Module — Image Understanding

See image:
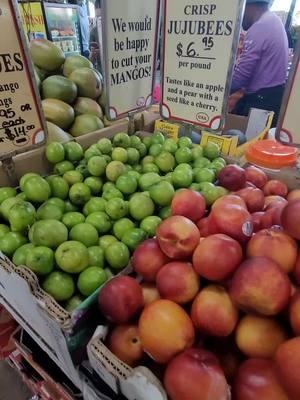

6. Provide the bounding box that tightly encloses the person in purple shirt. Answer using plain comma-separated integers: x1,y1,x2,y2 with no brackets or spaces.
231,0,289,126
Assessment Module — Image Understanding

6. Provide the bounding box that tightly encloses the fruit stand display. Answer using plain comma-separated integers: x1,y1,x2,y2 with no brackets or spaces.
1,1,300,399
1,127,300,399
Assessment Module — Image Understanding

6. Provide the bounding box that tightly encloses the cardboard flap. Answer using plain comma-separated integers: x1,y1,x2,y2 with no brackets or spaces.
121,367,167,400
245,109,273,140
224,113,248,132
0,256,80,388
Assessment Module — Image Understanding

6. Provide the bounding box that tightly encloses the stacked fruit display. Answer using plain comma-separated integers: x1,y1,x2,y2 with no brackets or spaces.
98,164,300,400
30,38,109,141
0,132,226,311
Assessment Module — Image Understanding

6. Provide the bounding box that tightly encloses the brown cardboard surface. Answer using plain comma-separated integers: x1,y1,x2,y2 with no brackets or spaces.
224,113,248,132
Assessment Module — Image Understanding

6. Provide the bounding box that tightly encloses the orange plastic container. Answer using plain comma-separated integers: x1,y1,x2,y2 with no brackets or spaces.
245,140,298,169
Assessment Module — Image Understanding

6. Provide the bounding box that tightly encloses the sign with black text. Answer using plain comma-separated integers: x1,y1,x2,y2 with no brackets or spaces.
101,0,160,119
161,0,244,130
276,41,300,147
0,0,45,160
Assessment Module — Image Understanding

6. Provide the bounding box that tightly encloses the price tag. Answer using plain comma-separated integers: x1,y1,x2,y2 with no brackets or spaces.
155,119,180,140
101,0,161,119
276,41,300,147
161,0,244,130
0,0,46,160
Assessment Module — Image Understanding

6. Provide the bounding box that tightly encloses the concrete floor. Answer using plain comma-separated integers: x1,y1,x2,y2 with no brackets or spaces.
0,361,32,400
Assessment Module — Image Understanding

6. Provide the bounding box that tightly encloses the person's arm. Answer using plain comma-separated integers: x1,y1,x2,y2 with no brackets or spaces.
231,29,263,93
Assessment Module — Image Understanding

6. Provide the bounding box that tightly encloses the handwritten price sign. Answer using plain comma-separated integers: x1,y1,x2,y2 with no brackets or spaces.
161,0,244,129
176,39,214,58
0,0,45,159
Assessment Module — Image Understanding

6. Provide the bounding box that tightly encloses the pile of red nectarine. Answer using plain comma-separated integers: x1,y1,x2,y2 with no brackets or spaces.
98,164,300,400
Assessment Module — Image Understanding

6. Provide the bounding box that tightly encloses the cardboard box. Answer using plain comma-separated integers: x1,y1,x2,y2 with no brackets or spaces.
87,326,167,400
0,256,82,387
9,329,81,400
135,106,161,133
201,109,274,157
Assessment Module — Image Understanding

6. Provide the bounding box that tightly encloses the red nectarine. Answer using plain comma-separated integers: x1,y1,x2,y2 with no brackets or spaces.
281,200,300,240
156,262,200,304
210,204,253,242
275,337,300,399
264,195,288,209
164,348,230,400
132,238,170,282
263,180,288,197
229,257,291,316
108,324,143,367
245,166,268,189
138,299,195,364
212,194,247,210
191,285,239,337
247,229,298,273
98,276,144,324
235,187,265,213
171,189,206,222
234,359,289,400
261,202,286,228
219,165,246,191
193,234,243,281
156,216,200,259
235,315,287,358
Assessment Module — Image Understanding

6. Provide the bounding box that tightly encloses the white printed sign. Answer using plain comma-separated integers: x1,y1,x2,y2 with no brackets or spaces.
101,0,160,119
0,0,46,159
161,0,244,130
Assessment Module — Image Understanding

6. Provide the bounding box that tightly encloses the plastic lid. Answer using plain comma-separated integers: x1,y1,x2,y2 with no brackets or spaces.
245,139,298,169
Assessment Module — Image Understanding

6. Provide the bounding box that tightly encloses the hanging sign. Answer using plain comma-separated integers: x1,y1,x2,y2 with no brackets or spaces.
0,0,46,160
276,41,300,147
101,0,160,120
161,0,244,130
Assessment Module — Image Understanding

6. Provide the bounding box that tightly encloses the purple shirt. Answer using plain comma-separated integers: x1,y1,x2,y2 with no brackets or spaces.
232,11,288,93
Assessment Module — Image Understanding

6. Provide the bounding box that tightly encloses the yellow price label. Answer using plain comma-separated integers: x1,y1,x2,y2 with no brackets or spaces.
201,132,239,156
155,119,180,140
